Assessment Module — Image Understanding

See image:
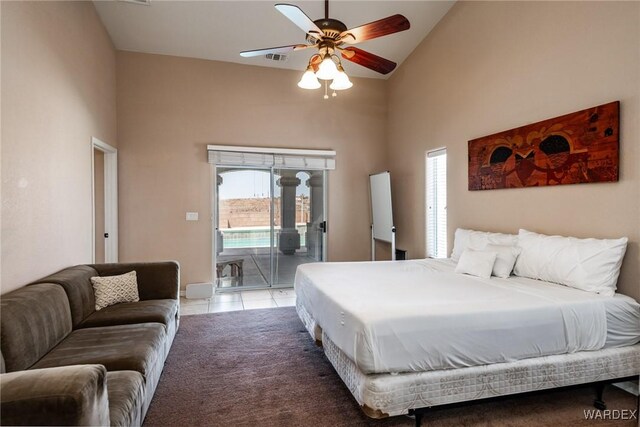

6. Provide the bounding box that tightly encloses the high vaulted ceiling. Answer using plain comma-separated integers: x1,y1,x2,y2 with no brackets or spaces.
94,1,455,79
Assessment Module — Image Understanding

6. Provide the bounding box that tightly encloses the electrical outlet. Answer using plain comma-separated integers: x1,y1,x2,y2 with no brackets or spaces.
186,212,199,221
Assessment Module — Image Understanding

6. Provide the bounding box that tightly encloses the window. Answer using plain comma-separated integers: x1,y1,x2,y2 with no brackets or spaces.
426,149,447,258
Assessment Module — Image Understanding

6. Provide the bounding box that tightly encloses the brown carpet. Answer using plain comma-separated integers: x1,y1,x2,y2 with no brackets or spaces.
144,308,638,427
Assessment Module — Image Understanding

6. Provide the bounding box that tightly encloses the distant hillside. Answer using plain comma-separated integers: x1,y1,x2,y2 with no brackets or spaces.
219,196,310,228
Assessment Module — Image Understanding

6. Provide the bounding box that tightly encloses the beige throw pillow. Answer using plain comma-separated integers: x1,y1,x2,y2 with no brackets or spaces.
91,271,140,311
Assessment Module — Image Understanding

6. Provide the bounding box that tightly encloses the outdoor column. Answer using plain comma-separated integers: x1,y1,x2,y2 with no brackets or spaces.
216,174,224,255
306,173,324,260
277,173,301,255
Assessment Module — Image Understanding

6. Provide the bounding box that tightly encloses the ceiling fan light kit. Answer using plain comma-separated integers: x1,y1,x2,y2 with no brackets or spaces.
297,66,322,89
329,64,352,90
240,1,410,99
316,54,339,80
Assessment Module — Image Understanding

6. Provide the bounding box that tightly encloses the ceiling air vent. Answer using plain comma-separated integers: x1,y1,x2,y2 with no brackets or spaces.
118,0,151,5
265,53,288,62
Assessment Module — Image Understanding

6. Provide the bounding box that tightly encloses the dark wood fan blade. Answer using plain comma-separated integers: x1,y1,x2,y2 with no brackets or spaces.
240,44,311,58
340,47,397,75
339,14,410,44
275,4,323,40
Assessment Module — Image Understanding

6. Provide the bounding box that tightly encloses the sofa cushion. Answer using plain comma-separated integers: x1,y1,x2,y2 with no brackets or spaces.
0,284,72,372
30,265,98,328
90,262,180,300
0,364,109,426
107,370,145,427
79,299,178,329
32,323,166,378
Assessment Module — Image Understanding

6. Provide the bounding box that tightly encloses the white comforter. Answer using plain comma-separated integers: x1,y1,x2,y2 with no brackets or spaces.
295,259,609,374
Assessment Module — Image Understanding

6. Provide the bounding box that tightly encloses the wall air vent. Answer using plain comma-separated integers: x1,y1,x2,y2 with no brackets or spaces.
118,0,151,5
265,53,288,62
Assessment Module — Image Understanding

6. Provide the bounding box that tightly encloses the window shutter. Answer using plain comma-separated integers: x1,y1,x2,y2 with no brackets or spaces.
208,151,275,167
207,145,335,170
274,155,335,170
426,149,447,258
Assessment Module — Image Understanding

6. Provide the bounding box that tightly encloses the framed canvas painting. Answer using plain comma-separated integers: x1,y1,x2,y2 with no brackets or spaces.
468,101,619,191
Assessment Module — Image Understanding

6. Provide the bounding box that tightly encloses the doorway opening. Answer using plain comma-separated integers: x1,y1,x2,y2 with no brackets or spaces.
91,137,118,263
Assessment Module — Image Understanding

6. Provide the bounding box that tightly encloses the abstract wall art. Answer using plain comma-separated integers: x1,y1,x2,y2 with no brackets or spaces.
468,101,619,191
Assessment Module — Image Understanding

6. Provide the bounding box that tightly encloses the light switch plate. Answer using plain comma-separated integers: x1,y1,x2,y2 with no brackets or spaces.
186,212,199,221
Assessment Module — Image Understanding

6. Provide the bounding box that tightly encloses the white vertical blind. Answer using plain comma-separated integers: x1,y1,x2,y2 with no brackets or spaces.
426,149,447,258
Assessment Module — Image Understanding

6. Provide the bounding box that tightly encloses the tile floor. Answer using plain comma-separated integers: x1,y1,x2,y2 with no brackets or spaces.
179,288,296,316
216,248,318,289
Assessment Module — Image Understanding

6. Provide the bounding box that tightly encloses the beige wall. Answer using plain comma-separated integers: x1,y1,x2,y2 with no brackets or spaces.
388,1,640,300
94,149,105,264
1,1,117,293
116,52,387,288
3,1,637,299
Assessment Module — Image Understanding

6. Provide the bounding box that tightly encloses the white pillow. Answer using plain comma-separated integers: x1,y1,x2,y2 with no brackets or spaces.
451,228,518,261
485,244,521,278
91,271,140,310
513,229,628,296
455,249,498,279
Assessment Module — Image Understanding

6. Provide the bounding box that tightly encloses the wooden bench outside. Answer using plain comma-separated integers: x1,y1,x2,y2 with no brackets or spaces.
216,259,244,285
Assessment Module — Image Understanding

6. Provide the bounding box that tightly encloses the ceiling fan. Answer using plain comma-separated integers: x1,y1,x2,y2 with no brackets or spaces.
240,0,410,92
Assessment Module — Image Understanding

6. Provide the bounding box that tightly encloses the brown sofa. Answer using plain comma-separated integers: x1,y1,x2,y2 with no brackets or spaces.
0,261,180,426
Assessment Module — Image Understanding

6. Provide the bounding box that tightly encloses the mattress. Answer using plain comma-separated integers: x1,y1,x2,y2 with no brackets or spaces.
294,259,640,374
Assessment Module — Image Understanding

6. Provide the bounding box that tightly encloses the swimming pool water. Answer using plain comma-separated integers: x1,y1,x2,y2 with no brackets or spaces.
222,228,306,248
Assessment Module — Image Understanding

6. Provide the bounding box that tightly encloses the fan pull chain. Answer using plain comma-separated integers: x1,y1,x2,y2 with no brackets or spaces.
324,81,329,99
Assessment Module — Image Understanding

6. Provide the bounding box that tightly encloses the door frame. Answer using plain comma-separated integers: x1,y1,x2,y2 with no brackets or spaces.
322,170,328,262
91,137,118,263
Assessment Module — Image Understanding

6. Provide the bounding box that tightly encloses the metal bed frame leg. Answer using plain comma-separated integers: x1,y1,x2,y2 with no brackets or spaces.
414,411,423,427
408,409,423,427
594,382,607,410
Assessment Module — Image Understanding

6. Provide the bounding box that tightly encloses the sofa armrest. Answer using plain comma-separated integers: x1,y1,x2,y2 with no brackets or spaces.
90,261,180,300
0,365,109,426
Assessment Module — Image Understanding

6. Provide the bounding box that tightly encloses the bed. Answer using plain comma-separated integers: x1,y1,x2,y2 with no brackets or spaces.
294,230,640,425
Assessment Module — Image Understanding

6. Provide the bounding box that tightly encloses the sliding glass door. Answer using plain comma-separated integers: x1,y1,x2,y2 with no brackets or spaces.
215,167,273,288
214,165,326,290
272,169,325,287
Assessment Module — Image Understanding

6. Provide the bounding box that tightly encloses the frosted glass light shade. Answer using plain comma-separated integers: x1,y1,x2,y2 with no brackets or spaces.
329,69,353,90
297,69,321,89
316,56,338,80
